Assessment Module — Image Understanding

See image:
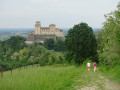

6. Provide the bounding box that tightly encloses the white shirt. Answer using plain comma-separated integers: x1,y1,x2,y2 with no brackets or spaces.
87,62,90,67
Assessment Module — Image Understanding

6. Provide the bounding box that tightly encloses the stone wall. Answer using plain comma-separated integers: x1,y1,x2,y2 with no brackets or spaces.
26,34,64,44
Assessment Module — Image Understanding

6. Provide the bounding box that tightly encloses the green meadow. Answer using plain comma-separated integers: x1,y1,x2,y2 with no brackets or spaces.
0,65,84,90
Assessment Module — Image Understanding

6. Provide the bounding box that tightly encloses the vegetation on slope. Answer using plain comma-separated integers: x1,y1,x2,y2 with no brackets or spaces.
97,2,120,82
0,66,84,90
0,36,65,71
44,38,65,52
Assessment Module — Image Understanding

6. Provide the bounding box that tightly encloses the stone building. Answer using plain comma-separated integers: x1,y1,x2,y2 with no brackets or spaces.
25,21,64,44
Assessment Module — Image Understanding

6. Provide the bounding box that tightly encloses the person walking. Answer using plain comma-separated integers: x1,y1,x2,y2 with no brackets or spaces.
87,62,91,71
93,62,97,72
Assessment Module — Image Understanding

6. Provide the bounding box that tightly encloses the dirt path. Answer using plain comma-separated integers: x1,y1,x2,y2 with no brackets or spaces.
74,68,120,90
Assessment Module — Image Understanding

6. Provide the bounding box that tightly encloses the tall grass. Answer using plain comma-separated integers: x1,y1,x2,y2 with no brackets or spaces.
0,65,84,90
99,64,120,83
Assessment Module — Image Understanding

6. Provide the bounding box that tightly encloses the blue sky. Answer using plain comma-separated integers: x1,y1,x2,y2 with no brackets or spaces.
0,0,119,28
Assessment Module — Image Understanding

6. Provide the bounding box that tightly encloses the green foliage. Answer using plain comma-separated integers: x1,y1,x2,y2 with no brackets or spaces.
19,47,30,63
39,60,46,66
99,64,120,83
1,61,22,70
58,56,64,64
11,52,19,61
0,36,26,62
0,36,65,70
97,2,120,83
82,58,92,66
65,22,97,65
97,2,120,67
43,38,65,52
44,38,55,50
1,36,26,52
54,40,65,52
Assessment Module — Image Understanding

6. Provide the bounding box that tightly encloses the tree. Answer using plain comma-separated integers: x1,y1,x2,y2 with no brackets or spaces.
65,22,97,64
54,40,65,52
97,2,120,66
19,47,30,63
11,52,19,61
0,36,26,52
44,38,55,50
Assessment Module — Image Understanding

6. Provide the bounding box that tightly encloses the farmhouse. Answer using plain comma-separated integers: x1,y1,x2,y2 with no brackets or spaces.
26,21,64,44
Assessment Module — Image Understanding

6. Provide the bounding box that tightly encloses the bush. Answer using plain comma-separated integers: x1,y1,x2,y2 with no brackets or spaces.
39,60,45,66
44,38,55,50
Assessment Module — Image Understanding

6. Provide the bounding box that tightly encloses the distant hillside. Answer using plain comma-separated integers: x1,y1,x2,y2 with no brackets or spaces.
0,28,33,32
0,28,33,41
0,28,101,41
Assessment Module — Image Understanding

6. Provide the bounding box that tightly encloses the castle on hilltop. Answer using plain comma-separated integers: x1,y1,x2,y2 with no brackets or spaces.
26,21,64,44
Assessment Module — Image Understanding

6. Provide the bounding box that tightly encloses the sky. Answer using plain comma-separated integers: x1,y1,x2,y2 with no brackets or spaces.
0,0,120,28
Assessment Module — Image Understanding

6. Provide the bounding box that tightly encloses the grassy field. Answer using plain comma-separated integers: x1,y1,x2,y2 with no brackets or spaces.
0,65,84,90
1,64,120,90
99,65,120,83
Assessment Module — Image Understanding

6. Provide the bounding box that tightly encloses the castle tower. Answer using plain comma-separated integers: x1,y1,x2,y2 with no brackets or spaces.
49,24,56,34
35,21,41,35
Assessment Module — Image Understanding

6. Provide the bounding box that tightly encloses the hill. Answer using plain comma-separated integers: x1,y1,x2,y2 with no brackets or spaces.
0,65,120,90
0,66,84,90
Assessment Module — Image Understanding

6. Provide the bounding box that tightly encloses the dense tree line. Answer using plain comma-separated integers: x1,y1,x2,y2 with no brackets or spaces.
44,39,65,52
0,36,26,52
96,2,120,82
97,2,120,68
0,36,26,61
0,36,65,70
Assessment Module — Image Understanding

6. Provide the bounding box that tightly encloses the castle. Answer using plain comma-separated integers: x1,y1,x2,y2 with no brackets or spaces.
26,21,64,44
